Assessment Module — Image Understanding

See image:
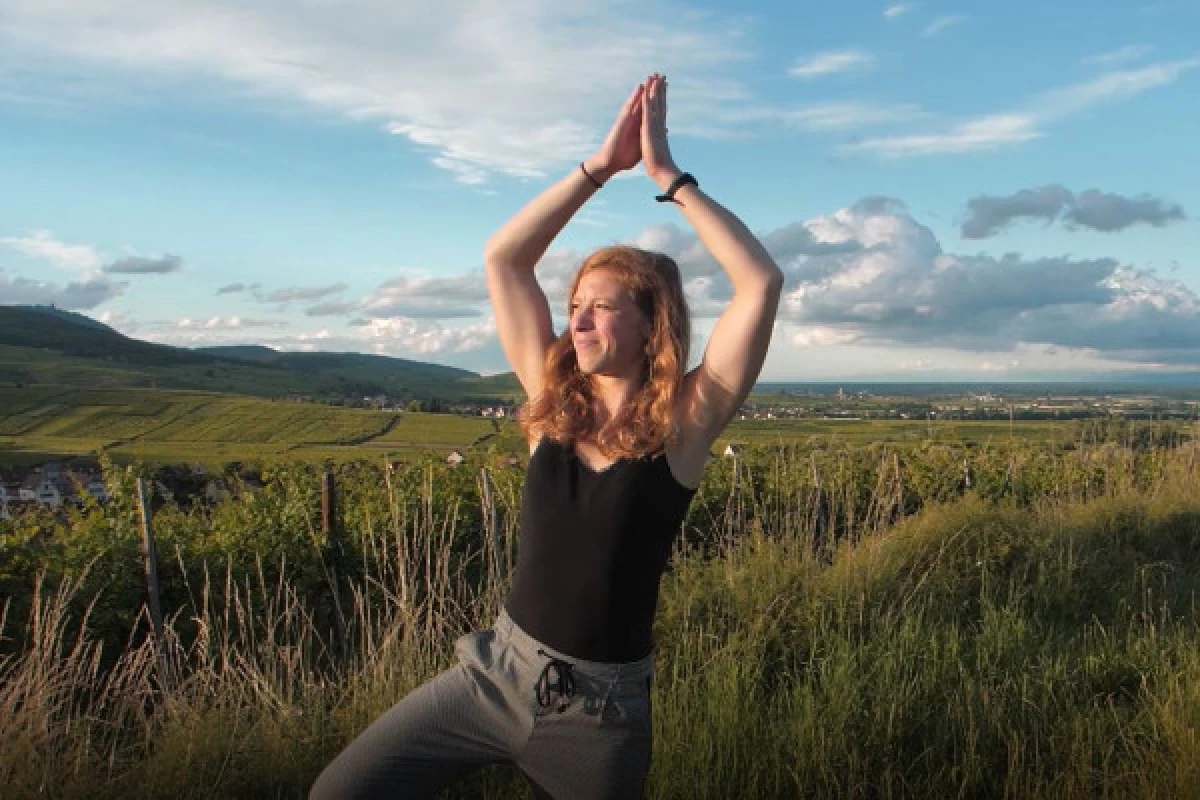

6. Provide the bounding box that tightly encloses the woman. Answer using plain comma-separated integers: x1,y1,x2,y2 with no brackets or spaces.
310,72,783,800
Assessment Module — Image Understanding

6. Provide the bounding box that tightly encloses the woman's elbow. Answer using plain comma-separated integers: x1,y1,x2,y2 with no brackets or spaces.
767,266,785,291
759,265,785,296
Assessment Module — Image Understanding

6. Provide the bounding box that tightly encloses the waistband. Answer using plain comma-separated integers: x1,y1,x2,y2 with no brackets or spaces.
495,608,655,684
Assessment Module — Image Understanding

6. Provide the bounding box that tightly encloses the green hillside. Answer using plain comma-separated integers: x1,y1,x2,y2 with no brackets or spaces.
0,386,524,465
0,305,523,402
0,306,218,366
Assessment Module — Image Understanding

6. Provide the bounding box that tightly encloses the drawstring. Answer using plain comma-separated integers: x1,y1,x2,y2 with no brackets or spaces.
535,649,576,713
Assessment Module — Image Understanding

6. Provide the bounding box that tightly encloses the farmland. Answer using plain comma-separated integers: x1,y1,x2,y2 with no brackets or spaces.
4,384,1184,470
4,422,1200,796
4,376,1200,797
0,386,557,466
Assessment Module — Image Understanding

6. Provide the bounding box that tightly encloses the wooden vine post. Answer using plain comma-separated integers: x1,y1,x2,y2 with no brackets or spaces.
135,476,171,686
322,469,349,661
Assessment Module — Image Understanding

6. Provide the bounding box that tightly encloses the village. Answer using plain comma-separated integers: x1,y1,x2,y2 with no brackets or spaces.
0,460,254,519
1,461,110,519
0,444,753,520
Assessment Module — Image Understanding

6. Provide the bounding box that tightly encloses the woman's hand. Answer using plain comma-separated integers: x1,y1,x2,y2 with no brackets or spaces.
586,83,645,183
640,73,681,189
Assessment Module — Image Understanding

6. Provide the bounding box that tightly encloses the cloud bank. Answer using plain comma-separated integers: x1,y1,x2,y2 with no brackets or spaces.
105,254,183,274
962,186,1185,238
0,0,751,184
221,199,1200,373
0,271,127,309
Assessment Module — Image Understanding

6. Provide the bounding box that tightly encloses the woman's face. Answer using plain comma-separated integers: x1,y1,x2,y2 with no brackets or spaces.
570,268,651,377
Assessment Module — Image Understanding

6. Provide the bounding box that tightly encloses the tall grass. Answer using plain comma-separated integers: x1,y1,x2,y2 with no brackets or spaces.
1,439,1199,798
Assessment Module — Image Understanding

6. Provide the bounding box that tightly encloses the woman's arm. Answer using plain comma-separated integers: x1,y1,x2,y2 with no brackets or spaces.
483,83,645,400
641,73,785,443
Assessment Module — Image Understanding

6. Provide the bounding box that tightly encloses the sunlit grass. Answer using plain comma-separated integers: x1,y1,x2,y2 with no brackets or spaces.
2,442,1199,797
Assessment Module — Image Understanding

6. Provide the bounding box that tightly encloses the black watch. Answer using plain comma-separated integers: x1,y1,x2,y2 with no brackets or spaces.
655,172,698,204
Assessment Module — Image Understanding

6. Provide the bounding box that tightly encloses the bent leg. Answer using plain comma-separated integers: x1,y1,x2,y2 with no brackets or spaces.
309,664,507,800
517,689,653,800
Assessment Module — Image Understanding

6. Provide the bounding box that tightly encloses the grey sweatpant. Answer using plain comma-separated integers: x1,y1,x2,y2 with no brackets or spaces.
309,608,655,799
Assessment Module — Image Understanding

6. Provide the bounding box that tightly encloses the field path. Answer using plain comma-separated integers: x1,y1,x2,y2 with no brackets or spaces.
347,413,403,446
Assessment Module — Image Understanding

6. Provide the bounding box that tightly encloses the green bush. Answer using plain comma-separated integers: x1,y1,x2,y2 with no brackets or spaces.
2,440,1199,797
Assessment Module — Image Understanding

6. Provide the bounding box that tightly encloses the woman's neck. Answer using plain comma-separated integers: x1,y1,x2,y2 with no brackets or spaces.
588,372,644,424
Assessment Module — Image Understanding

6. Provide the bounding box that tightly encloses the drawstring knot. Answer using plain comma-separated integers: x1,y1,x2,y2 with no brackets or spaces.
535,649,576,713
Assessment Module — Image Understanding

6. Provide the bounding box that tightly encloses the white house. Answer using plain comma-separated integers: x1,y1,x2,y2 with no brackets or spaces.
34,481,62,509
204,480,232,504
66,470,108,503
18,474,39,502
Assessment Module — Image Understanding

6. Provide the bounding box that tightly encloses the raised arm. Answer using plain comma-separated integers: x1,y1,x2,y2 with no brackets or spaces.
641,73,784,447
483,83,645,402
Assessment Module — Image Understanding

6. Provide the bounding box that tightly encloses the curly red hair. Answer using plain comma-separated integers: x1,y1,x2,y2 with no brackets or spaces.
519,245,691,459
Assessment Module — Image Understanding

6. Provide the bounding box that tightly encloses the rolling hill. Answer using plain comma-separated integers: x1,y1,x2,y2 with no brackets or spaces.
0,305,523,402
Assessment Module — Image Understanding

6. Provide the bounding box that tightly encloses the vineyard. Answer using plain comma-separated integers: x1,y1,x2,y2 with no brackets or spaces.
2,423,1200,797
0,385,1171,473
0,386,489,465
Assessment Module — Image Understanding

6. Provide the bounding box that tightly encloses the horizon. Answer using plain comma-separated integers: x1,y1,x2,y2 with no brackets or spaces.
1,1,1198,382
10,301,1200,391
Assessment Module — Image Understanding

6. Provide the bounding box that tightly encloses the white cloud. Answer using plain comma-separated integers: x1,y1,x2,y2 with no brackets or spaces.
175,316,287,330
549,199,1197,373
843,114,1041,157
358,316,498,355
105,254,183,274
1083,45,1154,68
95,310,139,332
760,103,926,132
142,314,500,361
0,230,102,270
922,14,967,37
1035,58,1200,119
99,196,1200,377
897,358,935,370
842,55,1198,159
883,4,915,21
260,283,347,304
791,326,861,347
768,199,1200,369
979,359,1020,373
0,0,749,184
788,50,875,80
0,269,126,308
357,273,490,319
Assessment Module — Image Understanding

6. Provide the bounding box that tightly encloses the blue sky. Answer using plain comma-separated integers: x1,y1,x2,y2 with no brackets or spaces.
1,0,1197,381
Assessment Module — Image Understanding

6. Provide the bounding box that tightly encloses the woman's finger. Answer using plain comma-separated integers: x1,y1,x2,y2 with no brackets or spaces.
618,85,640,121
628,83,643,110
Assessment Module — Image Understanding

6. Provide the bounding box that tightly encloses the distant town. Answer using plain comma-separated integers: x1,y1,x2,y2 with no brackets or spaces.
348,387,1200,423
732,388,1199,422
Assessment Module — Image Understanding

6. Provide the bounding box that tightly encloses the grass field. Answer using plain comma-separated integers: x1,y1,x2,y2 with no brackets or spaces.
716,417,1074,448
0,387,404,465
0,385,1180,468
4,437,1200,797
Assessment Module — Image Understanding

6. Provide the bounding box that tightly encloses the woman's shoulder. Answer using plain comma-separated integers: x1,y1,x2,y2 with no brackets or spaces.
526,429,549,457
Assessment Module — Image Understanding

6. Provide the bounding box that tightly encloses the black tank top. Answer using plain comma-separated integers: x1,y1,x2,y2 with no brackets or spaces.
504,434,698,662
